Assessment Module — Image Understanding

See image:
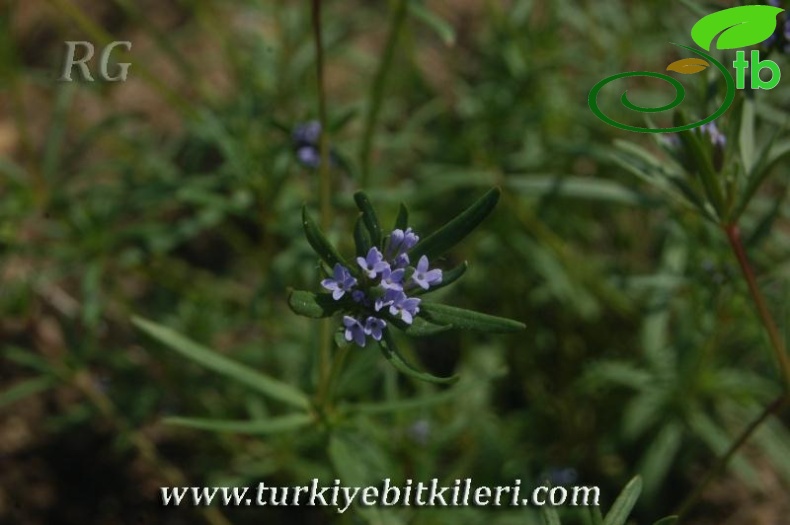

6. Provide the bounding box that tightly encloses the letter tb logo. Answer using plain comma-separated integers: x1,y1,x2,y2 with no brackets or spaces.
59,41,132,82
589,5,784,133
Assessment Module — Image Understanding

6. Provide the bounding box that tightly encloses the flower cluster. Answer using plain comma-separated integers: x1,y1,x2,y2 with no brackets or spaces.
292,121,323,168
320,228,443,347
292,120,339,169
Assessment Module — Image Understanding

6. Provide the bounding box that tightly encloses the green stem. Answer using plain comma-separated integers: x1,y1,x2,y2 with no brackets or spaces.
724,224,790,387
358,0,409,189
675,394,788,522
674,224,790,521
312,0,333,403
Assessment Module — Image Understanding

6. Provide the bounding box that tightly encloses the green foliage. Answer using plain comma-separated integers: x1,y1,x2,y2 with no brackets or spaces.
3,1,790,524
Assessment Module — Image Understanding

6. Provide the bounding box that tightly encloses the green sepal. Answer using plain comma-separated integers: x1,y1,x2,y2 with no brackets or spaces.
420,301,525,333
353,191,382,247
302,206,347,268
412,261,467,296
410,187,500,260
394,203,409,230
379,331,458,384
288,290,348,318
354,214,372,257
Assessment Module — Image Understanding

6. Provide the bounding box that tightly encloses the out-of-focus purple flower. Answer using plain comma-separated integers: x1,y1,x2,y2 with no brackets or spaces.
364,316,386,341
352,290,367,303
321,264,357,300
697,121,726,171
411,255,443,290
698,122,726,149
296,146,321,169
357,247,390,279
408,419,431,445
343,315,367,346
293,120,322,146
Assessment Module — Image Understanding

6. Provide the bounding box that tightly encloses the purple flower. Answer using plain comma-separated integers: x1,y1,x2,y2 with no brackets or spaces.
343,315,367,346
410,256,443,290
380,266,405,290
389,293,421,325
698,122,725,149
293,120,322,145
352,290,367,304
386,228,420,259
375,287,403,312
364,316,386,341
357,247,390,279
296,146,321,168
321,264,357,300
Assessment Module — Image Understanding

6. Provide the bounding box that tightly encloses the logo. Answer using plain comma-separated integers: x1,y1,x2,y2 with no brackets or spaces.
589,5,784,133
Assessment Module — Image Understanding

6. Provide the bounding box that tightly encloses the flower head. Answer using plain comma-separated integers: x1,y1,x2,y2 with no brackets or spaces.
318,229,442,347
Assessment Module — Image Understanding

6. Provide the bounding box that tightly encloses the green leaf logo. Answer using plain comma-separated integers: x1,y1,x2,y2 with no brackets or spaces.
691,5,783,51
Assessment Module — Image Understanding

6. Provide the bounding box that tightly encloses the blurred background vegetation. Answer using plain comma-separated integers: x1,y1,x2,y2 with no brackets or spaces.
1,0,789,524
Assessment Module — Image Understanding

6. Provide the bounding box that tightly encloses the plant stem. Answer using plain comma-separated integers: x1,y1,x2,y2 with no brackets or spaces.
674,394,788,522
724,224,790,387
674,224,790,522
312,0,333,402
358,0,409,189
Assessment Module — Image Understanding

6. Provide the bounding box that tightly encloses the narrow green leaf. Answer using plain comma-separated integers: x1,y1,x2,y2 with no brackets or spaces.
395,203,409,230
354,215,372,257
420,302,525,333
410,187,500,260
0,377,55,409
164,414,312,434
379,332,458,384
354,191,382,247
408,0,456,46
507,176,655,207
589,507,605,525
736,135,790,219
302,206,347,268
678,127,725,219
345,386,462,414
652,517,679,525
288,290,347,318
739,98,756,174
386,313,452,337
602,476,642,525
133,317,310,410
541,505,562,525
